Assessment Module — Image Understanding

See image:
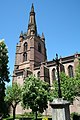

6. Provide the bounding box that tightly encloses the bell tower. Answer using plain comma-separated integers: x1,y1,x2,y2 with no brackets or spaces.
13,4,47,83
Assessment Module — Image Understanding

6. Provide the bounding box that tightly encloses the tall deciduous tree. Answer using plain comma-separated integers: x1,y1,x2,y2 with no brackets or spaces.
75,61,80,96
0,40,10,115
22,75,50,120
5,83,22,120
51,72,78,103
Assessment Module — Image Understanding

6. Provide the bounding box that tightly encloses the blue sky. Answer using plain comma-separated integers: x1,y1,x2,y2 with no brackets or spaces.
0,0,80,84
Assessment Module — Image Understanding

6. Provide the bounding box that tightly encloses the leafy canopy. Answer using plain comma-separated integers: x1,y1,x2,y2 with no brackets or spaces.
0,40,10,114
22,75,50,113
51,72,78,102
0,40,10,82
5,82,22,105
5,82,22,120
75,61,80,96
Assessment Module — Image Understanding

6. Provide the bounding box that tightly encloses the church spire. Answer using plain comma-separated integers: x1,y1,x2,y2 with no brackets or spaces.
27,4,37,36
31,3,34,12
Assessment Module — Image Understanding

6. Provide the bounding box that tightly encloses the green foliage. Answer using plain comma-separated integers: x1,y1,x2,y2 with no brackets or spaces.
51,72,78,102
71,112,80,120
75,61,80,96
0,40,10,114
22,75,50,114
50,60,80,108
75,61,80,77
0,40,10,82
5,82,22,104
5,82,22,119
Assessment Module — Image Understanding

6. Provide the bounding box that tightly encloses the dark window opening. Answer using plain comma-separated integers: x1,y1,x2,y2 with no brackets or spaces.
38,43,41,53
23,52,27,62
24,42,27,51
37,71,40,78
52,68,56,81
68,65,74,77
60,64,65,73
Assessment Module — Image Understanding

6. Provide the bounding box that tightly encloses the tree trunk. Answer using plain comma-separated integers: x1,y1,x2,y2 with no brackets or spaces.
35,111,37,120
13,107,16,120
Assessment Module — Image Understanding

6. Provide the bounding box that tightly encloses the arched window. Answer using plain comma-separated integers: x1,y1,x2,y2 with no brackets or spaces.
60,64,65,73
23,52,27,62
68,65,74,77
38,43,41,53
24,42,27,51
52,68,56,81
37,71,40,78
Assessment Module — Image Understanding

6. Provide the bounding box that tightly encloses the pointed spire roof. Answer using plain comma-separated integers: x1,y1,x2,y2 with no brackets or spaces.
27,4,37,36
31,3,34,12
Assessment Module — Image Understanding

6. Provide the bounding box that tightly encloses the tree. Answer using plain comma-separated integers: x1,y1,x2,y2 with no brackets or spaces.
75,61,80,96
0,40,10,115
22,75,50,120
51,72,79,103
5,82,22,120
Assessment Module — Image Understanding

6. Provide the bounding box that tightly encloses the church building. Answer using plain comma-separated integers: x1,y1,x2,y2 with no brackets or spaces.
13,4,80,114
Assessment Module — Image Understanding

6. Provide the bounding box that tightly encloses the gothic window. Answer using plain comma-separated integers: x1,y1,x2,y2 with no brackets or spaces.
24,42,27,51
52,68,56,81
38,43,41,53
23,52,27,62
60,64,65,73
37,71,40,78
68,65,74,77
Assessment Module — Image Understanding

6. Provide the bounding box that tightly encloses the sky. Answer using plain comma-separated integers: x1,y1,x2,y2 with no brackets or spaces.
0,0,80,85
